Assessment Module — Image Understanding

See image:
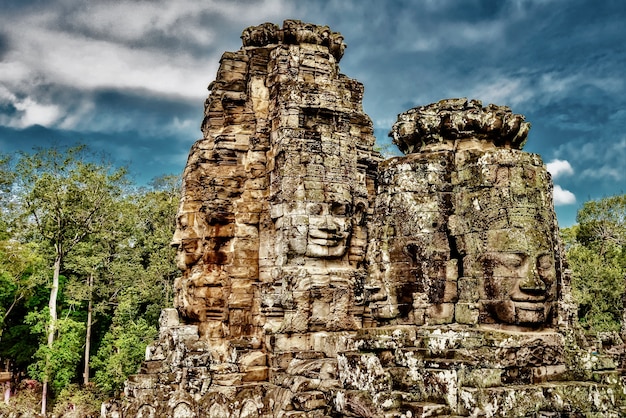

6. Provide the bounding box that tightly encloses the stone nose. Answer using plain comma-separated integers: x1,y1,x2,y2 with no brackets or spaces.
170,229,183,248
319,215,338,231
519,267,547,293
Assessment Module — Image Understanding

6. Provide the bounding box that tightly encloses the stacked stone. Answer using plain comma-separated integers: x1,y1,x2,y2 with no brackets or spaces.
251,20,380,416
337,325,622,417
366,151,457,326
111,20,381,417
116,23,282,416
391,98,530,154
337,98,625,417
384,98,561,328
450,148,559,326
259,20,379,336
176,43,270,343
121,309,211,417
107,24,626,418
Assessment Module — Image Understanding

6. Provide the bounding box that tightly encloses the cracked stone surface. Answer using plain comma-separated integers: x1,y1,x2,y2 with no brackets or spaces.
103,20,626,418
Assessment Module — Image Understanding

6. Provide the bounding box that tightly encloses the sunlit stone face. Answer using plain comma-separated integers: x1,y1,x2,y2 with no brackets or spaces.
171,211,206,271
305,202,352,258
287,201,352,259
476,227,557,326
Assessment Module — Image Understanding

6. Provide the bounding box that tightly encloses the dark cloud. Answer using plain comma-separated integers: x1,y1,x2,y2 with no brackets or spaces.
92,89,201,126
0,32,9,60
0,102,17,118
0,125,73,153
1,0,623,227
0,0,47,12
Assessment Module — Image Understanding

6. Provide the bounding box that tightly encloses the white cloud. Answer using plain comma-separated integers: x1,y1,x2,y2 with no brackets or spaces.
170,117,197,137
546,159,574,179
57,100,96,131
11,27,216,99
466,76,534,107
538,73,579,96
406,19,506,52
15,98,62,127
554,137,625,181
580,166,624,181
553,184,576,206
0,85,62,128
464,70,622,112
0,0,294,129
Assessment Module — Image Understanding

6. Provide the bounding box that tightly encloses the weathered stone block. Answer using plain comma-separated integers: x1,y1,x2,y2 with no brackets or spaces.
211,372,244,386
241,366,269,382
455,303,480,325
116,21,626,418
460,367,502,388
426,303,455,324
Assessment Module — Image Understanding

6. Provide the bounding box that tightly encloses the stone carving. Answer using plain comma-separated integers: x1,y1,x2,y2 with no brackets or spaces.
367,99,561,330
105,21,626,418
391,98,530,154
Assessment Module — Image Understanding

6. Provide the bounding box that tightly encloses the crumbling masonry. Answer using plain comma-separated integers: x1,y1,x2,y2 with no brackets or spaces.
104,21,626,417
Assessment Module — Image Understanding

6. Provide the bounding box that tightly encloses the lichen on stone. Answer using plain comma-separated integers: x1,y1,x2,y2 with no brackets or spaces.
103,20,626,418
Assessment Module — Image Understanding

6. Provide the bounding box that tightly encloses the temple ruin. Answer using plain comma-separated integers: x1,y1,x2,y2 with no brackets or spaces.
104,20,626,417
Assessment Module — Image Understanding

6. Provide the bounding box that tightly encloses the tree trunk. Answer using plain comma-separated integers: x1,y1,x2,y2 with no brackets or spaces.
41,253,61,416
83,273,93,385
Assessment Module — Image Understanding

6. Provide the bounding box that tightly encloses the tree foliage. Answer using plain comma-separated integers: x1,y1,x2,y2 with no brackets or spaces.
26,310,85,393
0,142,622,413
0,145,179,413
0,239,45,333
11,145,130,413
564,194,626,332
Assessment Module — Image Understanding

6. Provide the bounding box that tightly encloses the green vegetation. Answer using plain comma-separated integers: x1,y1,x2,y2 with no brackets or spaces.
0,144,623,415
0,145,179,415
562,194,626,333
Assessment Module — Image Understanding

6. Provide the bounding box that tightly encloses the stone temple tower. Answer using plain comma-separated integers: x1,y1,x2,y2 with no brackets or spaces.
170,20,380,348
105,21,626,418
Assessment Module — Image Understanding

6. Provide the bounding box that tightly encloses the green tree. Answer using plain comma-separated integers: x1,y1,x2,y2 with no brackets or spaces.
0,154,15,199
0,239,45,336
564,194,626,333
0,238,47,378
92,306,158,395
26,309,85,393
0,154,49,380
1,144,179,411
12,145,127,414
576,194,626,256
91,175,179,395
64,219,122,386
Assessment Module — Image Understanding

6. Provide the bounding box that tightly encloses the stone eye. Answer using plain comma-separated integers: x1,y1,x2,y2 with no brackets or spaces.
182,239,199,252
331,202,349,216
499,253,525,268
537,254,553,270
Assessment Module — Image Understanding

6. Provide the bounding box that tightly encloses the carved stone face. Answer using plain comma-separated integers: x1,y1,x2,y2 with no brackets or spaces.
287,201,352,259
305,202,352,258
476,228,556,326
482,251,555,324
171,211,207,271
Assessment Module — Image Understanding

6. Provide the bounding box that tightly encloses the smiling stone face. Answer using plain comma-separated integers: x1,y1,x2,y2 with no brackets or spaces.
448,146,561,328
476,227,557,325
303,201,352,258
171,210,207,271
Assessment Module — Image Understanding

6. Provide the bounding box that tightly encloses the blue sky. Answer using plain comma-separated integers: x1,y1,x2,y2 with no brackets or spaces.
0,0,624,227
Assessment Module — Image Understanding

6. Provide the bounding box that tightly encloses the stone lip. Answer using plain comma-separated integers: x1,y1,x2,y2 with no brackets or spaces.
241,20,346,61
390,98,531,155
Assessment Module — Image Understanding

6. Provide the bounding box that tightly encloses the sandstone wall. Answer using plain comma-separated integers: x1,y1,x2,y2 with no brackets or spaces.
104,21,625,418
